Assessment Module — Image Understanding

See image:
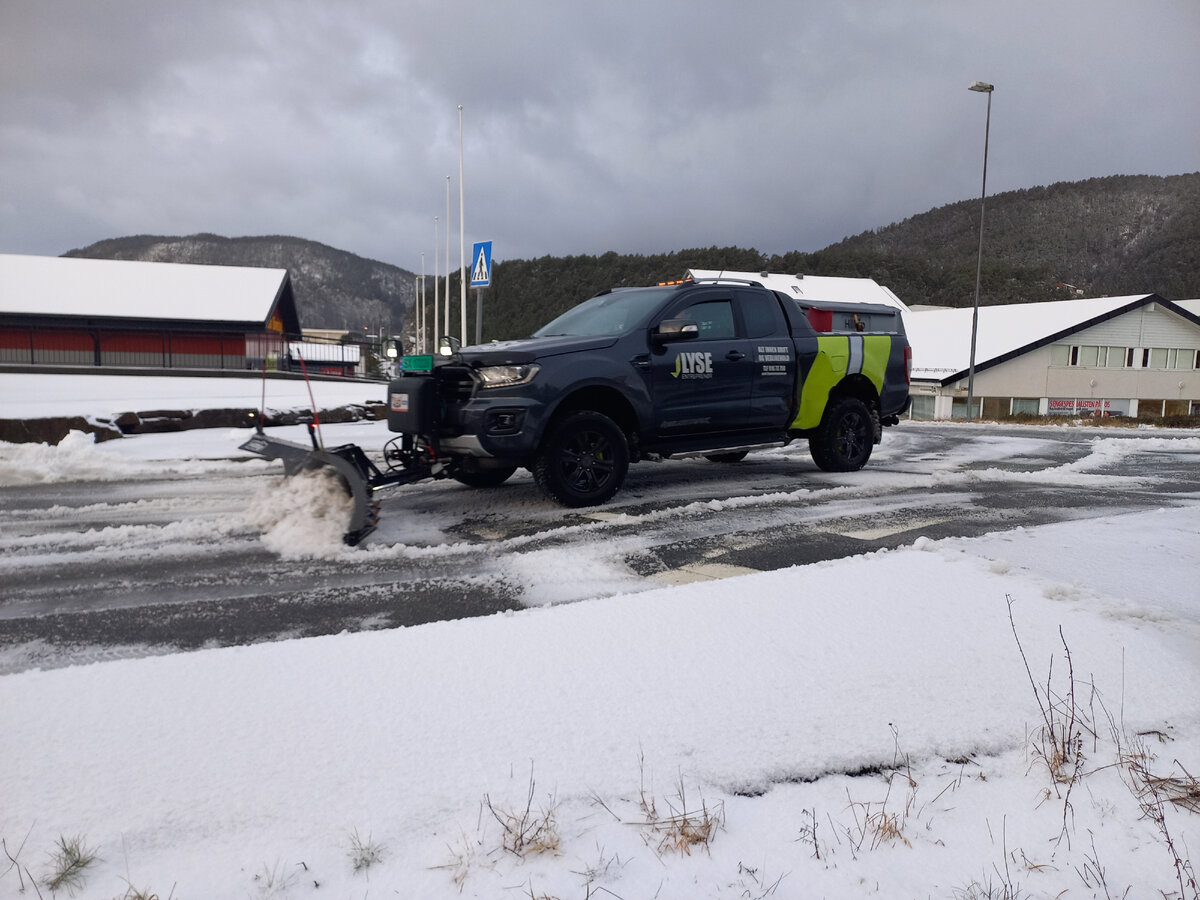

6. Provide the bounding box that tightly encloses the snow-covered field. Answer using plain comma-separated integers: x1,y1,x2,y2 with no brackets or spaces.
0,371,387,421
2,372,1200,899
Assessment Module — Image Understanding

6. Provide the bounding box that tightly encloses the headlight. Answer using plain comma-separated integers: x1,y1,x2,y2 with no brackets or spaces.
477,364,540,388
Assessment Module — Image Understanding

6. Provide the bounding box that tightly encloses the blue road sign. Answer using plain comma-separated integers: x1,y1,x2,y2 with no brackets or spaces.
470,241,493,287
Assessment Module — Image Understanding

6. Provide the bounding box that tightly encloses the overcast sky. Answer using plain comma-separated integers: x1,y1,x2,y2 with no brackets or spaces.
2,1,1198,275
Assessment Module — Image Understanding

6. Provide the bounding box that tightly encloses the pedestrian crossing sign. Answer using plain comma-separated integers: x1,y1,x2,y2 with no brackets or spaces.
470,241,493,287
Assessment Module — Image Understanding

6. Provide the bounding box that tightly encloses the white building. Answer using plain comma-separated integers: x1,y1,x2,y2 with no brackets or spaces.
906,294,1200,419
683,270,1200,420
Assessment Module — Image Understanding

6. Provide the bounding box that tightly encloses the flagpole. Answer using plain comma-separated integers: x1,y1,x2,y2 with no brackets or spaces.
458,104,467,346
445,175,451,341
433,217,439,349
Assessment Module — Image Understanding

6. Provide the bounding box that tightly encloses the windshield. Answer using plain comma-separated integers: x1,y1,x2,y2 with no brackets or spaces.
532,287,675,337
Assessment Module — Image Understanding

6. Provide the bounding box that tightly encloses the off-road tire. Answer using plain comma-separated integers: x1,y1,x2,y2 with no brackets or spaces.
809,397,876,472
532,410,629,507
451,465,518,488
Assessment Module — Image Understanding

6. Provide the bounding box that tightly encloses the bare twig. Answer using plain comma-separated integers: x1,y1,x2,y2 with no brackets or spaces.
485,763,560,858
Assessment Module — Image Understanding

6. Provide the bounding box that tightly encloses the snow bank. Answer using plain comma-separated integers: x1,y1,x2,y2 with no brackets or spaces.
2,506,1198,899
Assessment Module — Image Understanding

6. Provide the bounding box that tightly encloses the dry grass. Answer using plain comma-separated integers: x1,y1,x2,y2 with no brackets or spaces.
1011,597,1198,896
348,828,385,874
44,834,99,896
485,765,561,858
1124,740,1200,900
2,832,42,898
640,774,725,856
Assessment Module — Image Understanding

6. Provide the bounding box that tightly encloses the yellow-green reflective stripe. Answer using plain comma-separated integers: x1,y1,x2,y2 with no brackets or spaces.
791,334,893,430
861,335,891,392
792,336,847,430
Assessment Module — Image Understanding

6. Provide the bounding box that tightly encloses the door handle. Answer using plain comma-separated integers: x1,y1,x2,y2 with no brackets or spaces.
631,354,651,370
725,350,746,361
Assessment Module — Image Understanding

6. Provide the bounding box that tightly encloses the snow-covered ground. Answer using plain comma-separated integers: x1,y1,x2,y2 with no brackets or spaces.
0,370,386,421
2,372,1200,899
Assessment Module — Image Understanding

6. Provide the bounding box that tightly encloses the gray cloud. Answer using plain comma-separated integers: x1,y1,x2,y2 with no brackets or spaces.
2,0,1197,271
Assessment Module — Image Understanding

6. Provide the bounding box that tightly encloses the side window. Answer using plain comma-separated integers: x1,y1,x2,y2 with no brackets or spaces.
678,299,736,340
738,291,785,339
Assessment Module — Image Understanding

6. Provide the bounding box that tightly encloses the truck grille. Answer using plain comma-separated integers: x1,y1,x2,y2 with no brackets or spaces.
437,365,478,403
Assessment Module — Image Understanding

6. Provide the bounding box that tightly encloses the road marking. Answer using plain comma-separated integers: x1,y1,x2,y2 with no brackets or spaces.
649,562,760,585
828,517,949,541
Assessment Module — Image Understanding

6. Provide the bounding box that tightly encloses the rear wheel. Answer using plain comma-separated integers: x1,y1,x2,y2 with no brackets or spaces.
809,397,876,472
451,465,517,488
533,410,629,507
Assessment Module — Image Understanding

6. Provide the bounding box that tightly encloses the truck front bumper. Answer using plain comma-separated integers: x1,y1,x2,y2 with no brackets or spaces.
440,397,548,461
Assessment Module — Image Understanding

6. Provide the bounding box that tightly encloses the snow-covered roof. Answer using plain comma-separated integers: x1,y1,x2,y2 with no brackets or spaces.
0,253,294,327
907,294,1176,382
1177,298,1200,316
686,270,910,312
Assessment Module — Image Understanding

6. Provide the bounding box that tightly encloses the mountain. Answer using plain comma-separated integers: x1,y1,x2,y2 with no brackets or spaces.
469,174,1200,340
64,173,1199,345
63,234,415,336
803,172,1200,307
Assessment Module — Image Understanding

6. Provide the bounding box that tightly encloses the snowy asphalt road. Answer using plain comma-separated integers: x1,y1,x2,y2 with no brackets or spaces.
2,422,1198,672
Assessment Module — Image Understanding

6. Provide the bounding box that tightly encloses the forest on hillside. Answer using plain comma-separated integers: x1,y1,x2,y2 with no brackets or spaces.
66,173,1198,344
421,173,1199,343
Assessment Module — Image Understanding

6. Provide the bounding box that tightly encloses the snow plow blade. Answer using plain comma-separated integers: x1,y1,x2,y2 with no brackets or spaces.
240,431,381,546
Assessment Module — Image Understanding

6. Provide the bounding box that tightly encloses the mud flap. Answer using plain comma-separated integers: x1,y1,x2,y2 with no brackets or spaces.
240,432,380,545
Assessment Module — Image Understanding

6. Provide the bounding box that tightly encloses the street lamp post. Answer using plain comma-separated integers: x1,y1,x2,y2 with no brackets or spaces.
445,175,451,340
458,104,467,346
966,80,994,423
439,216,444,348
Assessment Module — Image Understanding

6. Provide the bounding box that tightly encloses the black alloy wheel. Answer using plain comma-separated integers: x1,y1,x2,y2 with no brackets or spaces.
533,410,629,506
809,396,876,472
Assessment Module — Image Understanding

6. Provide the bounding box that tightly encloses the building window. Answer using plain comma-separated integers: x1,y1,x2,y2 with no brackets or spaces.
1012,398,1040,415
908,395,936,420
1144,347,1200,369
1064,344,1144,368
951,397,981,420
982,397,1008,419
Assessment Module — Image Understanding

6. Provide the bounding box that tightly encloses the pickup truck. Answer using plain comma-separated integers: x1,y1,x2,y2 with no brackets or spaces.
386,276,911,507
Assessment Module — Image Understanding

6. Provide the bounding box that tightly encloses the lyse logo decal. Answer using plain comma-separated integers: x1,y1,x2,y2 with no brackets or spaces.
671,351,713,379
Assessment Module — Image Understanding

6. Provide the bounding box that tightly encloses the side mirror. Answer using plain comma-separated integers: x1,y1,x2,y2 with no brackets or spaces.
652,318,700,345
438,335,462,357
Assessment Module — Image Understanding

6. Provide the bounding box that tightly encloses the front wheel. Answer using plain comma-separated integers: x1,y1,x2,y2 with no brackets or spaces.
809,397,876,472
533,410,629,507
